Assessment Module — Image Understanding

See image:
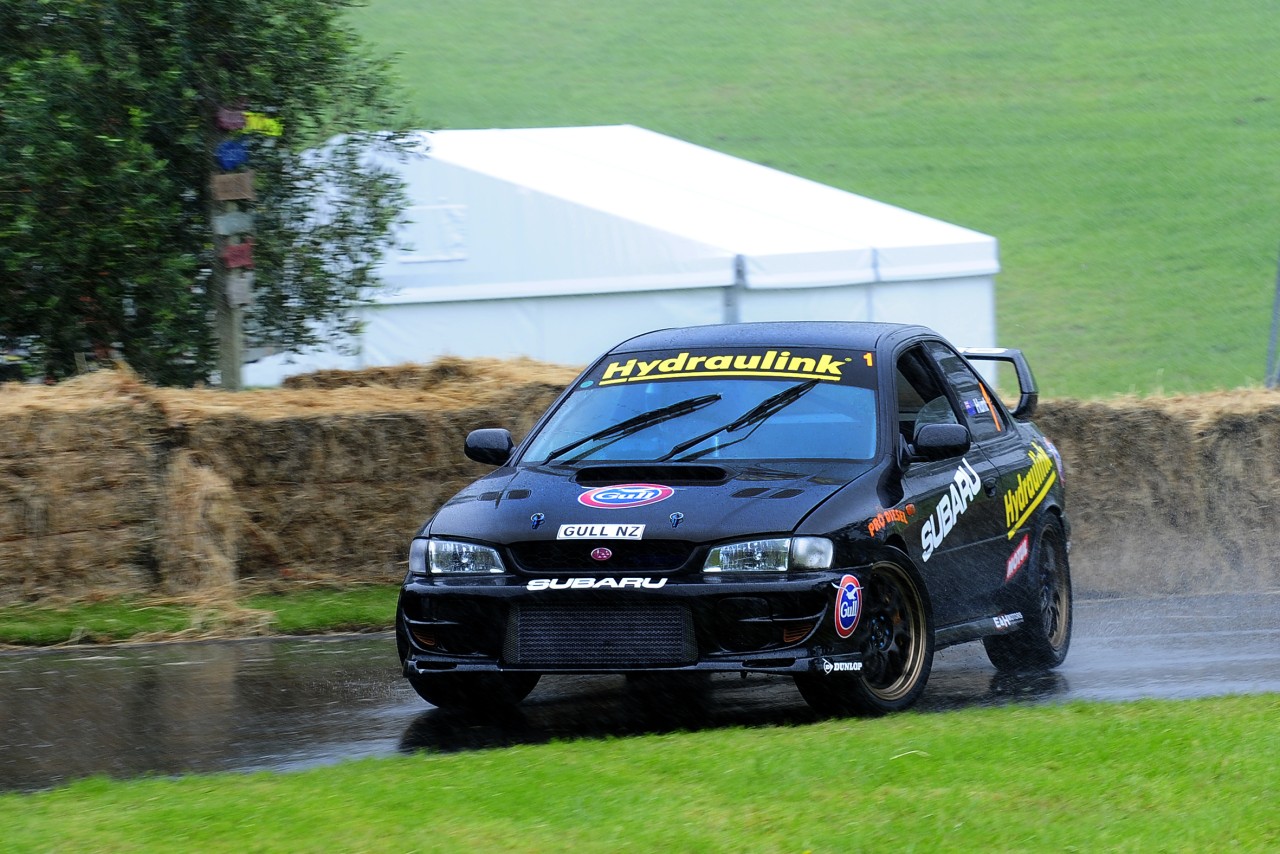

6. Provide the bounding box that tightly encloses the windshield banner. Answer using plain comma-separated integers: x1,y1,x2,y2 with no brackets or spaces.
590,348,875,387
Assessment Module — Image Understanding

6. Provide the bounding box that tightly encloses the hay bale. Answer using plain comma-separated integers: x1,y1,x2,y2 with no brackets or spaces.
156,451,244,598
233,479,448,582
1038,391,1280,594
0,527,156,601
1036,398,1212,593
1190,399,1280,591
281,355,581,395
0,367,167,603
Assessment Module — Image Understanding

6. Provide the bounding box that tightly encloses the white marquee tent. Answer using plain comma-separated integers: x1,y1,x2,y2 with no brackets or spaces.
244,125,999,385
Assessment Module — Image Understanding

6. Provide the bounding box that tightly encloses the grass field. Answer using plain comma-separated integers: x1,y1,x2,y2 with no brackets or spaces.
4,695,1276,851
347,0,1280,398
0,587,398,646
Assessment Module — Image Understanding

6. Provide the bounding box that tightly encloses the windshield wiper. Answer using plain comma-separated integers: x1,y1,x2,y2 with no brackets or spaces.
656,379,821,462
542,393,722,463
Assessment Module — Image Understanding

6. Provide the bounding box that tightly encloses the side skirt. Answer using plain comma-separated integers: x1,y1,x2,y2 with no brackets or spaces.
935,611,1025,648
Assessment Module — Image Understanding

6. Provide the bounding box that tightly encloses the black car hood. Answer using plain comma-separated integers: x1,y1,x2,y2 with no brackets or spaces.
428,461,876,544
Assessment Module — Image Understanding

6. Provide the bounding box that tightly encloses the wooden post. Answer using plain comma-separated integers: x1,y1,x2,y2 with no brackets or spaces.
216,287,244,391
209,111,254,390
1269,243,1280,389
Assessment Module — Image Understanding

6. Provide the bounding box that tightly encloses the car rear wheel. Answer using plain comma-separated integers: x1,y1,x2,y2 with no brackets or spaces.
406,672,541,710
984,515,1072,671
794,558,934,716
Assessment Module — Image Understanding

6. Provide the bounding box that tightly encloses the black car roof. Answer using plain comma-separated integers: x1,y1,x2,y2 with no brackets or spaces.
606,321,937,354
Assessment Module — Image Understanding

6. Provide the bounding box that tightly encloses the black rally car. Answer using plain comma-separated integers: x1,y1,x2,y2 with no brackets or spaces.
396,321,1071,716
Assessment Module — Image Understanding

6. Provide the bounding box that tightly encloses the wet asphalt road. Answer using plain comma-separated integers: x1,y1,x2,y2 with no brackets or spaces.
2,591,1277,792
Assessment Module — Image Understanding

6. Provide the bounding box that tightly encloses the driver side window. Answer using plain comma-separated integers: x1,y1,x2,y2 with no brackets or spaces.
923,341,1007,442
895,346,958,445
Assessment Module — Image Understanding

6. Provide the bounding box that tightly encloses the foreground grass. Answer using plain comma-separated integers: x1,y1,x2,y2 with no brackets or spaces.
0,586,398,646
3,695,1276,851
351,0,1280,398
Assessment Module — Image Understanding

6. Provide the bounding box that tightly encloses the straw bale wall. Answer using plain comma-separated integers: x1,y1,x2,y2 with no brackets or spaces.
0,359,576,603
1036,391,1280,595
3,358,1280,605
0,371,169,600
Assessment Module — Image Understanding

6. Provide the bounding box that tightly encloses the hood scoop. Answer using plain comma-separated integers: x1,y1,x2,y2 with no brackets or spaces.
574,464,730,487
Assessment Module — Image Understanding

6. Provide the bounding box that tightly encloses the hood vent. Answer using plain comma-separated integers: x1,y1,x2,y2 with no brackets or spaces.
574,465,730,486
731,487,805,500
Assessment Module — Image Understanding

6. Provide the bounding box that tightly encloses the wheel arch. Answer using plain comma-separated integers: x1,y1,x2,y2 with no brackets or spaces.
877,535,934,621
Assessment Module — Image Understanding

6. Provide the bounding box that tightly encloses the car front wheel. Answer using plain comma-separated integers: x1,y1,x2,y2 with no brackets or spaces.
794,558,934,716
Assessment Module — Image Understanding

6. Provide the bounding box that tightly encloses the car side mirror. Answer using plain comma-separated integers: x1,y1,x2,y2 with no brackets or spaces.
957,347,1039,419
464,428,514,466
911,423,972,461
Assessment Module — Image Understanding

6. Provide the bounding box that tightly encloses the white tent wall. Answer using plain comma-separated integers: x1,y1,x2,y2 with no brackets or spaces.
377,152,733,295
357,286,729,365
734,271,995,348
242,125,1000,386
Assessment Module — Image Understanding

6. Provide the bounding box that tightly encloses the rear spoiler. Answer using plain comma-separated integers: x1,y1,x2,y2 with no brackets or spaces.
958,347,1039,420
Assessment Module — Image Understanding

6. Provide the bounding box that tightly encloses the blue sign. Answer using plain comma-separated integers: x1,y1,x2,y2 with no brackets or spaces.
215,140,250,171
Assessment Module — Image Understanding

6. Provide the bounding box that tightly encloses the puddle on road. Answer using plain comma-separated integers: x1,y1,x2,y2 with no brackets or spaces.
0,634,414,792
2,594,1277,793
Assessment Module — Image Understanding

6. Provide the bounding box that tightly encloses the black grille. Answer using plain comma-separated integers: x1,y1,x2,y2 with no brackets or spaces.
507,540,694,573
504,604,696,667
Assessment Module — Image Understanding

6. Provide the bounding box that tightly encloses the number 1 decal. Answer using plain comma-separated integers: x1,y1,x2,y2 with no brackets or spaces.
863,352,874,367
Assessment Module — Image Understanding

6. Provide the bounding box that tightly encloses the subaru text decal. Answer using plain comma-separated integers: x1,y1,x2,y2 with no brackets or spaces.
920,458,982,562
527,577,668,590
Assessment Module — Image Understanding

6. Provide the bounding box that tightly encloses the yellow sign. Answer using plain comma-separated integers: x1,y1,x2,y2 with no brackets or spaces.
242,111,283,137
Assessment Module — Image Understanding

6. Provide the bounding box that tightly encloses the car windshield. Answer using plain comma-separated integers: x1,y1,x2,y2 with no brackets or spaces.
521,346,879,463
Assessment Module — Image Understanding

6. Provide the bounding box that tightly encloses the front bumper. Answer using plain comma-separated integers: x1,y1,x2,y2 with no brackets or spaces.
397,570,870,677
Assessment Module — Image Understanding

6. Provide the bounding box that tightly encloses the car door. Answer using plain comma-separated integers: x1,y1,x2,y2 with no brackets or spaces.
895,343,1007,626
920,340,1031,613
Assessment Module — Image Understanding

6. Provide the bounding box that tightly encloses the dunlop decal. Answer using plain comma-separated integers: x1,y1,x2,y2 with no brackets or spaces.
1004,442,1057,538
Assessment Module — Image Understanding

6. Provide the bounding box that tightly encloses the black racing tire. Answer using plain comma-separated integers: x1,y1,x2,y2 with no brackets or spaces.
794,558,934,717
984,514,1072,672
406,672,541,710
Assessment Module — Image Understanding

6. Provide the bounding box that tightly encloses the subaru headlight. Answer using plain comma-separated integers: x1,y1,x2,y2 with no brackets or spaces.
410,538,506,577
703,537,833,573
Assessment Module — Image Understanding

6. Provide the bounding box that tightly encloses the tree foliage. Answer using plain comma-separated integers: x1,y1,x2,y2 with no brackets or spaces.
0,0,412,384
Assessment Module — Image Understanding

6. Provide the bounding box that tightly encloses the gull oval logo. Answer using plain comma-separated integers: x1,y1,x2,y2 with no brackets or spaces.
834,574,862,639
578,483,675,509
590,547,613,561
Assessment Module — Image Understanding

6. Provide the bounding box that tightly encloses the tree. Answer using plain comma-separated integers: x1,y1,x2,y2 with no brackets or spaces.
0,0,411,385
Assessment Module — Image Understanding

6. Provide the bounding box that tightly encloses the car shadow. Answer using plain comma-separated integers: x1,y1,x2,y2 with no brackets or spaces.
398,667,1071,755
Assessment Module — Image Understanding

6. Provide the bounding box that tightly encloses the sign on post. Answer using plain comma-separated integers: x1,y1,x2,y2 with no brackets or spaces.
211,171,256,201
213,210,255,236
226,270,255,307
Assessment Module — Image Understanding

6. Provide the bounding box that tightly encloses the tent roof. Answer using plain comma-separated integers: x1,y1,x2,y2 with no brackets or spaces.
409,124,998,288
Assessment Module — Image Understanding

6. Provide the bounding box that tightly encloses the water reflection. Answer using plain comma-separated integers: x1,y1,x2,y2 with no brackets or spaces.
5,592,1276,793
0,635,412,792
1,640,1074,793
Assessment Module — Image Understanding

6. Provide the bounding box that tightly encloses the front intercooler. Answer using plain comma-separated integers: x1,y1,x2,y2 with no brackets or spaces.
503,603,697,668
